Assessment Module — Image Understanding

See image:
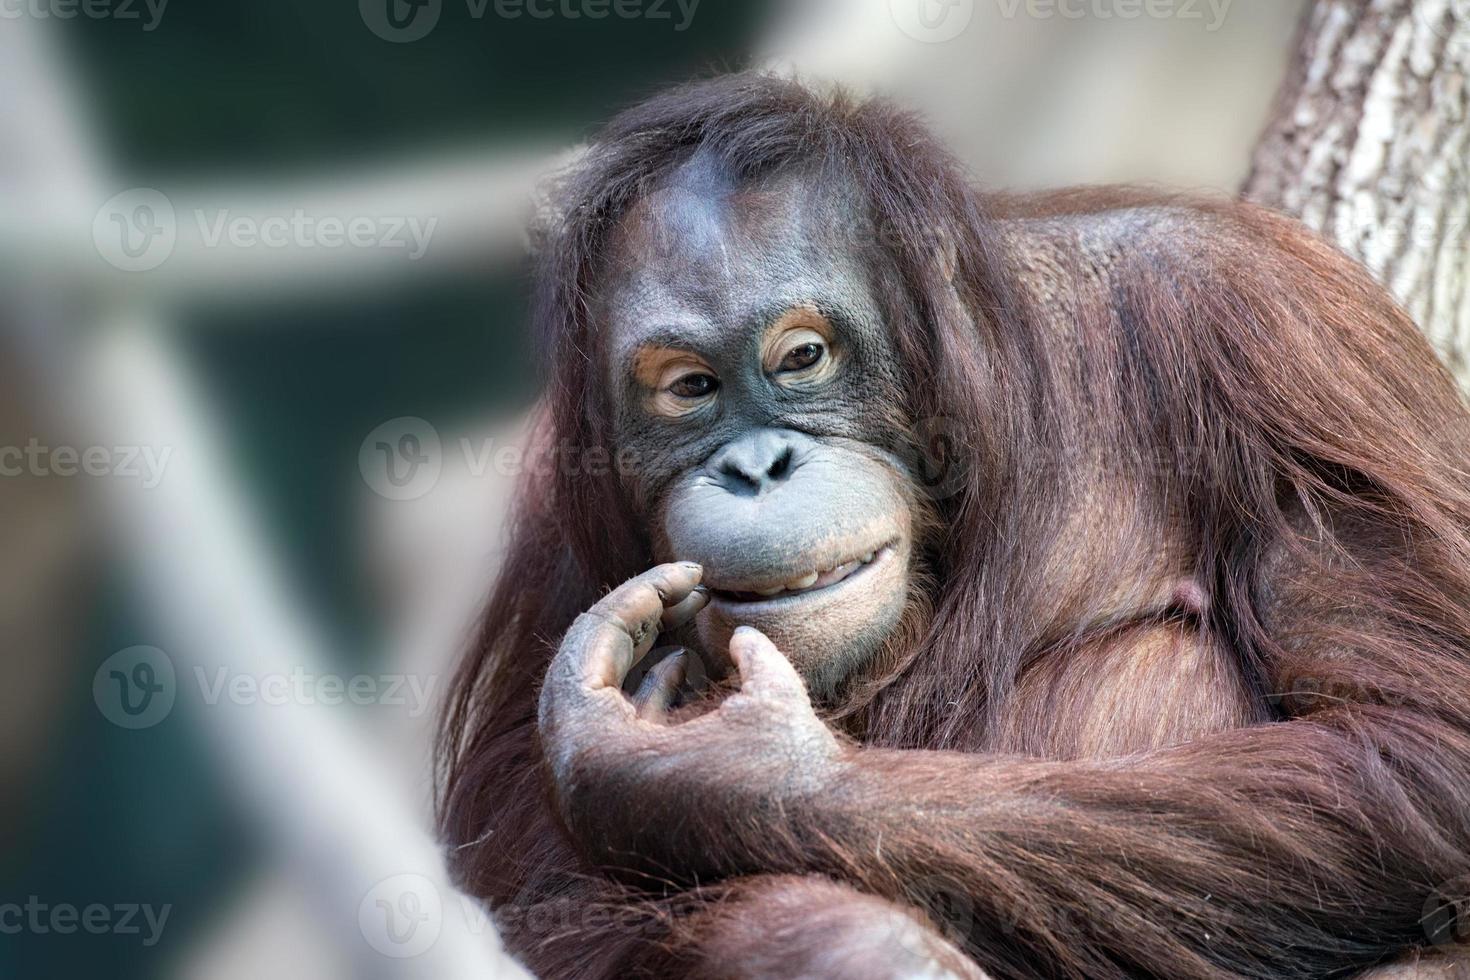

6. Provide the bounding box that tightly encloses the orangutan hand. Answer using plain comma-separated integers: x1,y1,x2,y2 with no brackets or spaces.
536,563,845,877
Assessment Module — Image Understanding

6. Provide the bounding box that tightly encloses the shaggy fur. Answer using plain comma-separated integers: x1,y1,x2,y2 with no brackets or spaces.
437,74,1470,979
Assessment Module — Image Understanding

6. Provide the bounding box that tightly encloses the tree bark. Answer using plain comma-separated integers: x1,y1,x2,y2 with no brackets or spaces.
1244,0,1470,381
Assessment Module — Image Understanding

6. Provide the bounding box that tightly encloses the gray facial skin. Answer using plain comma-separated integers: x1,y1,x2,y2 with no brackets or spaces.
593,154,922,693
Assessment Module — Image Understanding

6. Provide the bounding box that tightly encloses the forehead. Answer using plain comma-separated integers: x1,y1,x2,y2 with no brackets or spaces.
594,158,880,361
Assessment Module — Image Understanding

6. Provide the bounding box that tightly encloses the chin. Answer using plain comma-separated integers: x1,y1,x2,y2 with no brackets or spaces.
694,537,913,694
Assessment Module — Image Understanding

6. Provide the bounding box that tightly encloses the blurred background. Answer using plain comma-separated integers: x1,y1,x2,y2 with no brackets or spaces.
0,1,1321,977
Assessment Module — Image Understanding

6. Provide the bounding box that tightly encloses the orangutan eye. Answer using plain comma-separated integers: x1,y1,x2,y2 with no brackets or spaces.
763,317,837,383
669,373,719,399
640,350,719,419
778,342,825,373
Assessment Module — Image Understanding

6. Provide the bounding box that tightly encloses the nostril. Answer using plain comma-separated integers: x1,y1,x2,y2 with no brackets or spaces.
719,458,760,491
767,445,794,482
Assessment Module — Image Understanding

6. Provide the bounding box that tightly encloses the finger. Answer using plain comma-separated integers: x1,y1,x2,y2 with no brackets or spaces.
559,562,704,692
633,650,688,721
729,626,808,701
661,584,711,630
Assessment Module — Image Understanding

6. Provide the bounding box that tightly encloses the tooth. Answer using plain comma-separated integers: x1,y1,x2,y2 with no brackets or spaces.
861,552,875,563
756,585,785,597
788,572,819,590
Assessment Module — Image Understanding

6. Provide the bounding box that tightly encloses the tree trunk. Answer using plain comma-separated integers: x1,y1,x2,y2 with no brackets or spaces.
1244,0,1470,381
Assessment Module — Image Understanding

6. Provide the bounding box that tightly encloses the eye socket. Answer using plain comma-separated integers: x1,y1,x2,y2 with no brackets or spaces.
668,372,719,399
778,342,825,373
641,351,720,418
763,319,837,384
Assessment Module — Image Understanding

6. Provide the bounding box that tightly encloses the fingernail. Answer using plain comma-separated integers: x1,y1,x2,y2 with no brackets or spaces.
678,561,703,572
692,584,710,598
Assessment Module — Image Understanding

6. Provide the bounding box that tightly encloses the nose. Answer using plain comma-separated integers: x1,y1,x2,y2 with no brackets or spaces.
706,428,807,496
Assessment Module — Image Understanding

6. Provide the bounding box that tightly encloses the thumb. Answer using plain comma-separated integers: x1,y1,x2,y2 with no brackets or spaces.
729,626,808,701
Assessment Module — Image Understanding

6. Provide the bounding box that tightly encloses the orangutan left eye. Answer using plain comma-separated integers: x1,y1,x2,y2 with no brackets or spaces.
779,342,825,373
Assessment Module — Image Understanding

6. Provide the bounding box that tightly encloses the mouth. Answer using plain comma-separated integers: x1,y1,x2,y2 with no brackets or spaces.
708,543,896,605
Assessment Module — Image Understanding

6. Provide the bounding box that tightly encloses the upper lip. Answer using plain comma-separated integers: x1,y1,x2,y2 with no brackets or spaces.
706,544,892,602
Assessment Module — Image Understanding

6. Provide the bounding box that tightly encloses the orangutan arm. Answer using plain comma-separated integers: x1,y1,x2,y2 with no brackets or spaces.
539,562,1470,979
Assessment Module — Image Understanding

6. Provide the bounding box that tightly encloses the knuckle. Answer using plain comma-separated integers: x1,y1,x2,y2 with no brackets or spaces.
570,608,626,645
628,618,653,649
570,609,608,635
541,656,584,704
645,574,672,602
643,574,675,605
564,611,604,642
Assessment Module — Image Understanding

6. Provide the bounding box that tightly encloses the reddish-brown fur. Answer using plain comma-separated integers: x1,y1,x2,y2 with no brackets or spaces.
438,75,1470,978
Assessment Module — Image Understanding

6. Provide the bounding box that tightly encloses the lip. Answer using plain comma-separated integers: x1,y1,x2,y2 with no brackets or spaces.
706,543,897,608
